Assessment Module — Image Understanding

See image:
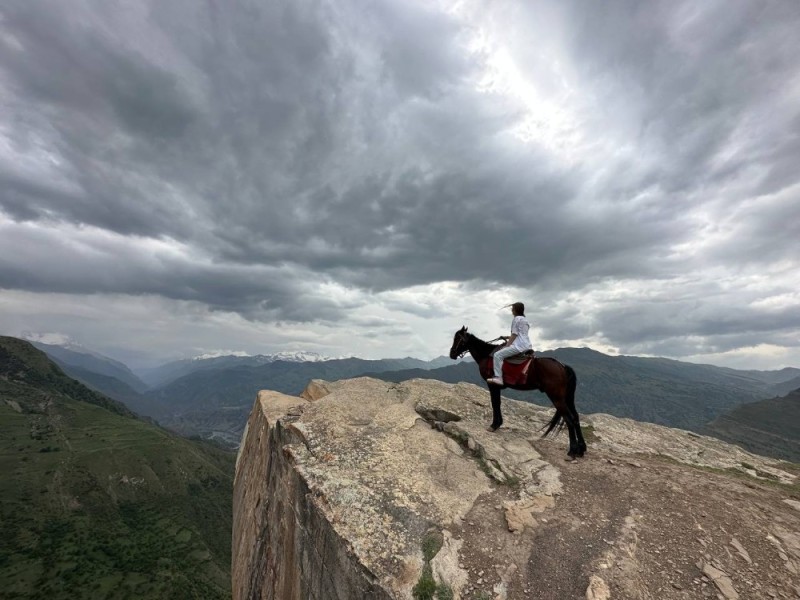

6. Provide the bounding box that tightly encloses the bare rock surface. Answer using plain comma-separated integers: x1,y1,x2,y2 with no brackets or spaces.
233,377,800,599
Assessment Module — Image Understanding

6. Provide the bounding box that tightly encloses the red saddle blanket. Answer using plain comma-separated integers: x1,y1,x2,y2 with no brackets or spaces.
481,353,534,385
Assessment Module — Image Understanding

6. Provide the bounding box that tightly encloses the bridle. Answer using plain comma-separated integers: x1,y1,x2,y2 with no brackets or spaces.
452,330,470,359
452,329,508,359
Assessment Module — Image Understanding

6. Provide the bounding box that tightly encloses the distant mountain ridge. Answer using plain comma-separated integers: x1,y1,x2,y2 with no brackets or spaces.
137,352,333,388
197,350,336,362
705,387,800,462
29,339,800,459
137,351,452,389
30,340,148,393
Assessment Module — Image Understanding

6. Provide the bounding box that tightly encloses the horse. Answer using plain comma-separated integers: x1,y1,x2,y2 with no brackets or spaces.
449,326,587,458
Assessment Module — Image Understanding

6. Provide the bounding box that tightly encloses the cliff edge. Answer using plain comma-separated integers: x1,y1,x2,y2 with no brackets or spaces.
232,377,800,599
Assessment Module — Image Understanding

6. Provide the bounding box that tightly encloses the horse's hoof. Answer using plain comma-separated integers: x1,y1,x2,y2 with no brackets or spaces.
486,425,500,433
565,454,577,462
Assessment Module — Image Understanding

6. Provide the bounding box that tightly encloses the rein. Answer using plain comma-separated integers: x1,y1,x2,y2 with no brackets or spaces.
454,332,505,359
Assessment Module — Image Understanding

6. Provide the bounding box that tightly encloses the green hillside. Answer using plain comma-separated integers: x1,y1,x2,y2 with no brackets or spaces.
0,337,234,599
50,362,165,422
704,388,800,462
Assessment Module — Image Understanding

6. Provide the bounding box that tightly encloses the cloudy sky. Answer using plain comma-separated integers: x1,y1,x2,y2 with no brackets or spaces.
1,0,798,370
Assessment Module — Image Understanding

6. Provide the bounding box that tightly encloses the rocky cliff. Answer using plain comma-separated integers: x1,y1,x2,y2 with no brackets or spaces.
232,377,800,599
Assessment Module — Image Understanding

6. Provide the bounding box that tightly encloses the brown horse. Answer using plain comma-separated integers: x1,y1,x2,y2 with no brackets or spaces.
449,326,586,458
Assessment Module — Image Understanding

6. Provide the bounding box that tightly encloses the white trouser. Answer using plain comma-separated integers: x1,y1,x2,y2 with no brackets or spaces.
493,346,522,378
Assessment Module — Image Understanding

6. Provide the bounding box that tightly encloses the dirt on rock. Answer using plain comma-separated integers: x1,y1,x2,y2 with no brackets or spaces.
450,435,800,600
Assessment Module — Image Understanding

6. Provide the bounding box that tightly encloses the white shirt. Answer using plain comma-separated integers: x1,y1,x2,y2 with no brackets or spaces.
510,316,532,351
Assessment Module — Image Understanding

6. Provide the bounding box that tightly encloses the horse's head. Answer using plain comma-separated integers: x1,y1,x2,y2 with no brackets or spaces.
449,326,469,359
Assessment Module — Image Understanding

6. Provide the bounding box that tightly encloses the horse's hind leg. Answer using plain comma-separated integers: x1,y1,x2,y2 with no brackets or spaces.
550,394,579,457
570,406,587,456
563,411,580,458
565,375,586,456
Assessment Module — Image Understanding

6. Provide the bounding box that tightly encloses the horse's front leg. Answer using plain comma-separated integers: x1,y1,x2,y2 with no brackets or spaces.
488,385,503,432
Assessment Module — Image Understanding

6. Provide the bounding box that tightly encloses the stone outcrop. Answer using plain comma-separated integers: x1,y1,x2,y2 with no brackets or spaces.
233,377,800,599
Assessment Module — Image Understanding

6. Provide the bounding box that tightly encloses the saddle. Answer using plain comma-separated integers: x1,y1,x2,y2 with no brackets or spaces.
503,349,534,364
484,349,535,385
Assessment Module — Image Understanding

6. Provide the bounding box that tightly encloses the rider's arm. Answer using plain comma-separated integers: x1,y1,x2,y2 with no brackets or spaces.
506,333,517,347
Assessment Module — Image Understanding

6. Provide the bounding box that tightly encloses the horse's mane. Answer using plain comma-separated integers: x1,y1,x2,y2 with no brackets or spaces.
467,332,503,352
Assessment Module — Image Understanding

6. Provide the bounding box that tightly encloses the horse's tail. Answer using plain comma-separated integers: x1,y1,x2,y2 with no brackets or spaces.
540,364,577,438
541,411,563,437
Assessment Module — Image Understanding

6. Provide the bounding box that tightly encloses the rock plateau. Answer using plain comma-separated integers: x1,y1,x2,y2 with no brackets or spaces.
232,377,800,599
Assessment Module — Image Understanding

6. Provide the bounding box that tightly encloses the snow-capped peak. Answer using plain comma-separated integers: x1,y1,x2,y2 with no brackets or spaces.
193,350,252,360
187,350,348,364
22,332,106,358
23,331,80,348
267,351,328,363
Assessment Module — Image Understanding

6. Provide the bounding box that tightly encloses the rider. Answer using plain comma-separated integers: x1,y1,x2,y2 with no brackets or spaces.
487,302,532,386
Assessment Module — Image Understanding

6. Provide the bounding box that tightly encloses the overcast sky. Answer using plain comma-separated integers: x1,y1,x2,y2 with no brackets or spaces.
1,0,799,370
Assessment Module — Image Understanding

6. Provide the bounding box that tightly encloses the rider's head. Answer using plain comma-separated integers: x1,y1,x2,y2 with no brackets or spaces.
511,302,525,316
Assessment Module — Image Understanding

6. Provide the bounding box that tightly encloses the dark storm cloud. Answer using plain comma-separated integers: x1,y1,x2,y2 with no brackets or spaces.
1,0,798,362
556,1,798,178
0,219,353,322
537,276,800,358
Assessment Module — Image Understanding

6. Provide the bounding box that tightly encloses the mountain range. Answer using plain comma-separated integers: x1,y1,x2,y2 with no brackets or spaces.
138,351,334,389
29,339,800,461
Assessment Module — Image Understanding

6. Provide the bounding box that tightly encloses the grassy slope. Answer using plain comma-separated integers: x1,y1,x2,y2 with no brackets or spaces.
51,362,164,421
0,337,234,600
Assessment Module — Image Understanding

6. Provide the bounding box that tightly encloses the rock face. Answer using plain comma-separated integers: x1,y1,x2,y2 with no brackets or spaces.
233,377,800,599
